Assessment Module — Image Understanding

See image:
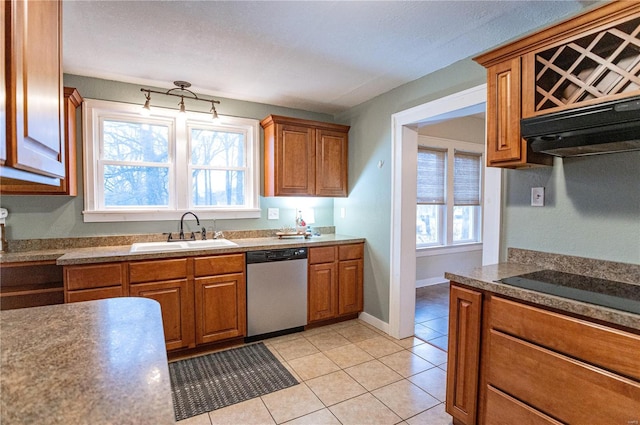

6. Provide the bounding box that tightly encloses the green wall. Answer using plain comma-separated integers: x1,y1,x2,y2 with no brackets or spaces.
503,154,640,264
0,75,337,240
336,57,639,323
335,58,486,322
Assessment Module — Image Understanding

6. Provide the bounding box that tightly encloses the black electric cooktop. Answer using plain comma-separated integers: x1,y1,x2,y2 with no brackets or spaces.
498,269,640,315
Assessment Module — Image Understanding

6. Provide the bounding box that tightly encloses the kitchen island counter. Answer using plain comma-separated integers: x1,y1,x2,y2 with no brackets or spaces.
0,298,175,424
445,248,639,332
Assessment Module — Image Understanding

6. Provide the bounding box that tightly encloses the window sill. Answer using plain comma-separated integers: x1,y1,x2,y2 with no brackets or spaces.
82,209,261,222
416,242,483,257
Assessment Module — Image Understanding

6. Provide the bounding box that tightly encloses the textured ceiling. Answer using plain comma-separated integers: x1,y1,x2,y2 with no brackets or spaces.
63,1,598,115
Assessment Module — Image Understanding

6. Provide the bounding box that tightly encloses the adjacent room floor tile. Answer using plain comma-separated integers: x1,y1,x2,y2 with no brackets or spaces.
394,336,425,349
345,359,403,391
261,384,324,424
378,349,436,378
329,393,402,425
287,352,340,381
422,317,449,335
323,343,374,369
208,397,275,425
408,367,448,402
306,370,367,406
372,379,440,419
428,335,449,351
414,324,444,342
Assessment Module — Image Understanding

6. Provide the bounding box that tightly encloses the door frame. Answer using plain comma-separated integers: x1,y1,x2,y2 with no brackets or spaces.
388,84,501,339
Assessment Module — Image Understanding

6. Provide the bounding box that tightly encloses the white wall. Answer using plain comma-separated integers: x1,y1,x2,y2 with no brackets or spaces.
416,247,483,287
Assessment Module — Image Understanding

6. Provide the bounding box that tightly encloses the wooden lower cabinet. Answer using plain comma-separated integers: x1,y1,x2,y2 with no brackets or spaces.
0,261,64,310
308,261,338,322
446,284,482,425
129,278,193,351
64,253,246,351
446,282,640,425
64,262,127,303
194,273,245,344
308,243,363,323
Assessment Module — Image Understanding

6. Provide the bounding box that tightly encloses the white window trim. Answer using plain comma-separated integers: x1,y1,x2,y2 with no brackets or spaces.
416,135,484,249
82,99,261,222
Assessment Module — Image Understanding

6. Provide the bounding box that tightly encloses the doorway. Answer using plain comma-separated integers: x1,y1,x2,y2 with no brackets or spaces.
389,84,502,339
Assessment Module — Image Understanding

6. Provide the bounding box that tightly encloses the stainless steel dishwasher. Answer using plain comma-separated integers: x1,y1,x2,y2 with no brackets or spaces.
245,247,308,342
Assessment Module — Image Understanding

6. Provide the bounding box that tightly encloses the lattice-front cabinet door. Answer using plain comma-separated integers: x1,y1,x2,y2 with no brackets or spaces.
523,14,640,117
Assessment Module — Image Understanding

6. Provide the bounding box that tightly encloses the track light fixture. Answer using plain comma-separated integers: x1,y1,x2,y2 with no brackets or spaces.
140,81,221,120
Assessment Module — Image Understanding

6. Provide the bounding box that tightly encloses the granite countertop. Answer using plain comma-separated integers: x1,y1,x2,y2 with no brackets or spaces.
445,249,640,332
0,234,365,265
0,298,175,425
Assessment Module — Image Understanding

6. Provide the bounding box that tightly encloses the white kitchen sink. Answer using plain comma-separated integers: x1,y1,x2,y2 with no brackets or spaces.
129,239,238,253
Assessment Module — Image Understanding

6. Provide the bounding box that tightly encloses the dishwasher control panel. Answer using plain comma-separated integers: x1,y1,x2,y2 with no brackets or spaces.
246,248,308,264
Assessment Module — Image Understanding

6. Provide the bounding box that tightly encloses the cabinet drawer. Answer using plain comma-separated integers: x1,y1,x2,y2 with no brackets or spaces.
65,263,125,291
490,296,640,380
485,386,563,425
488,330,640,424
338,243,363,261
66,286,124,303
194,254,245,277
130,259,188,283
309,246,336,264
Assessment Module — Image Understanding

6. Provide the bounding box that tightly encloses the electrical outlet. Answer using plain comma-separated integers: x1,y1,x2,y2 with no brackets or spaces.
340,207,346,218
531,187,545,207
268,208,279,219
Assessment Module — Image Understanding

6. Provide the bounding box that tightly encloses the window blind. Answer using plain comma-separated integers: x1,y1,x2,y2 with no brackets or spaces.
417,147,445,205
454,151,481,206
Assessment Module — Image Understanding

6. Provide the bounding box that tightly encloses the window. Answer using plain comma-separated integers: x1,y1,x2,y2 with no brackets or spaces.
416,137,482,247
83,99,260,222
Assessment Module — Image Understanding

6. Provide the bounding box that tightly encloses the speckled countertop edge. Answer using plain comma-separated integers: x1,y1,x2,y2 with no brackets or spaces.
445,262,640,332
0,234,365,265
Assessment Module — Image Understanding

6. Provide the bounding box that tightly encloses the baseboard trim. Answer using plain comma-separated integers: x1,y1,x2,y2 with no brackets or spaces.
358,311,389,334
416,278,449,288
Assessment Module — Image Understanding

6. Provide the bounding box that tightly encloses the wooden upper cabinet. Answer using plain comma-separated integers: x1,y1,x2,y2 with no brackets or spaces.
3,0,66,184
1,88,82,195
475,2,640,168
261,115,350,197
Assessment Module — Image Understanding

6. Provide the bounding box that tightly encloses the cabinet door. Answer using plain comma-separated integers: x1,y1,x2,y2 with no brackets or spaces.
446,284,482,425
308,262,338,322
338,258,363,315
5,0,65,181
276,123,315,196
1,87,82,194
194,273,246,344
130,279,194,351
315,129,348,197
486,58,522,167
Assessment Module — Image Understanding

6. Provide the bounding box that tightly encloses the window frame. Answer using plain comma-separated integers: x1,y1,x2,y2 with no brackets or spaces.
416,136,483,249
83,99,261,222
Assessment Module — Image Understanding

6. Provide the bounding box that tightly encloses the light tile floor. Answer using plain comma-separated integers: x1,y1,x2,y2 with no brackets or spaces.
414,283,450,351
176,319,453,425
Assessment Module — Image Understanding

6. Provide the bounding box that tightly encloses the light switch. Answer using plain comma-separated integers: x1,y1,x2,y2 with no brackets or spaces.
531,187,545,207
268,208,279,219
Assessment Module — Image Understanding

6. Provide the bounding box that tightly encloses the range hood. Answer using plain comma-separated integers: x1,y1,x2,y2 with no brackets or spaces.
521,95,640,157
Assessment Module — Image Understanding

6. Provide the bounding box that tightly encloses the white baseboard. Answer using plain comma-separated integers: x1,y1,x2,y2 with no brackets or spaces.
416,277,449,288
358,311,389,335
